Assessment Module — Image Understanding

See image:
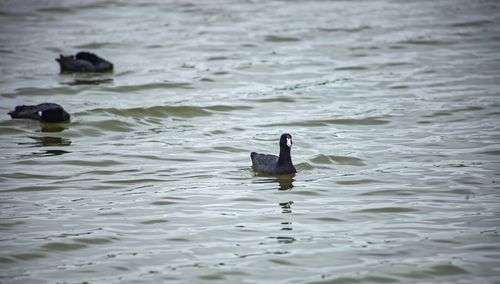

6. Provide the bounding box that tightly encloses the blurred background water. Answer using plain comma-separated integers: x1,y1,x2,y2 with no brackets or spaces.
1,0,500,283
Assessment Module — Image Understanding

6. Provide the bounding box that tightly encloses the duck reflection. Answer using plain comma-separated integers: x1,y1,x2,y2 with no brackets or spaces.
17,136,72,158
276,175,294,191
20,136,72,147
20,149,70,158
40,122,69,133
279,201,293,214
63,78,113,86
273,236,296,244
253,173,295,191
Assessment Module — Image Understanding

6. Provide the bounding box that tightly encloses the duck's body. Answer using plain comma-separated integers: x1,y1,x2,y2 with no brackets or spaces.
8,103,70,123
56,52,113,73
251,133,296,175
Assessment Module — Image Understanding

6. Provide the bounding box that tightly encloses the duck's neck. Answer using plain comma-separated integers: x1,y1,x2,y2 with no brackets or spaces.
278,147,292,165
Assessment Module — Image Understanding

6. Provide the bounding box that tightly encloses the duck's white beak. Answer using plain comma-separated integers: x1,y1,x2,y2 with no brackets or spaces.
286,137,292,147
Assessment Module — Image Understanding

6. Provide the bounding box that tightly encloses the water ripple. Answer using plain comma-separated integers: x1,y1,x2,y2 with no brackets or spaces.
0,0,499,283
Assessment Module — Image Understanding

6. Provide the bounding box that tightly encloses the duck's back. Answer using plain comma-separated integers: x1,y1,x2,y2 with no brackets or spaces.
251,152,295,175
8,105,40,120
56,52,113,73
251,152,278,172
57,57,95,72
76,52,113,72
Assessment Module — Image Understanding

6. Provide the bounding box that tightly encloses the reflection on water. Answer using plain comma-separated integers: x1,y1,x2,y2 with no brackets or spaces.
40,122,69,133
280,221,293,231
272,236,296,244
22,149,70,158
253,174,295,191
0,117,69,133
16,136,71,158
277,176,294,191
20,136,72,147
279,201,293,214
0,0,499,283
63,78,113,86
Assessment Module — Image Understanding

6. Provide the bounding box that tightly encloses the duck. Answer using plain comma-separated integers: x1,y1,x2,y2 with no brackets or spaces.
251,133,297,175
56,51,113,73
8,103,70,123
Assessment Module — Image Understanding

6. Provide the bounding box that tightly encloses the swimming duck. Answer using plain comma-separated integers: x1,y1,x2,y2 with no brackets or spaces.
251,133,296,175
56,51,113,73
8,103,70,123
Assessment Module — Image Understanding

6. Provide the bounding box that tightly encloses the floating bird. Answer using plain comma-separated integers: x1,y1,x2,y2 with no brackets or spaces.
8,103,70,123
251,133,296,175
56,51,113,73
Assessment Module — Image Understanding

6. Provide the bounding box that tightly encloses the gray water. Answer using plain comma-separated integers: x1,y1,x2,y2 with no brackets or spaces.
1,0,500,283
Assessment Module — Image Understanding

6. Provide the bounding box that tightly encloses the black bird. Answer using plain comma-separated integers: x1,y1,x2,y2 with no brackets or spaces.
56,51,113,73
251,133,296,175
8,103,70,123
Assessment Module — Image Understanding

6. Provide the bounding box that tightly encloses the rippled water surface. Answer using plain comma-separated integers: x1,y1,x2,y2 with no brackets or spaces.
1,0,500,283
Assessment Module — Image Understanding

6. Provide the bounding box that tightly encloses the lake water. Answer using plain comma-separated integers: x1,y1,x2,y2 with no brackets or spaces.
1,0,500,283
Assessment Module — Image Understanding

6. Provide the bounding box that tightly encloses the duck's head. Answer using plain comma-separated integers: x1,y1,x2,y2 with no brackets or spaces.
280,133,293,149
55,54,75,63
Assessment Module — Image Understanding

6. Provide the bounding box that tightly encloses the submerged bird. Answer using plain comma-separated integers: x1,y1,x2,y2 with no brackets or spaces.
251,133,297,175
56,51,113,73
8,103,70,123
